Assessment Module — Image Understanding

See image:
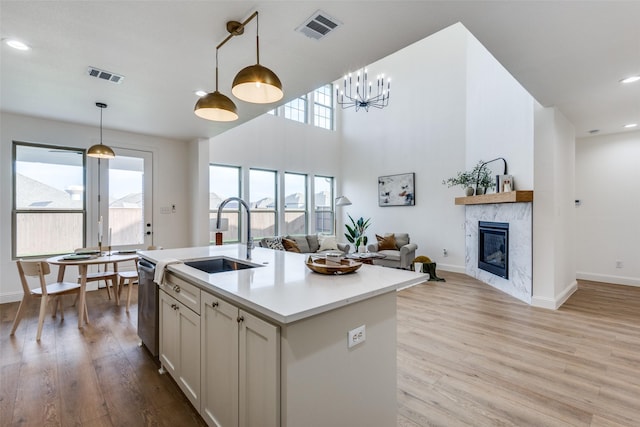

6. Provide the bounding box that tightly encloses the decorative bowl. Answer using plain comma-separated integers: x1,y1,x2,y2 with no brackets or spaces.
305,256,362,275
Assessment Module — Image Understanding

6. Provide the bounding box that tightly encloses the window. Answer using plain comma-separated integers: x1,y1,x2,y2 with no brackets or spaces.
108,151,151,247
313,84,334,130
269,84,334,130
210,164,241,243
314,176,334,234
13,142,85,257
283,95,307,124
284,172,307,235
250,169,277,238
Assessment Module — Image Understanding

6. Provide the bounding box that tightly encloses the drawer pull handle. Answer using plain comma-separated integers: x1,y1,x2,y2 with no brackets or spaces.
174,285,181,293
237,315,244,323
212,302,219,308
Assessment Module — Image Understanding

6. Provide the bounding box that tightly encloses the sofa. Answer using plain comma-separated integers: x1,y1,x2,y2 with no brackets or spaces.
366,233,418,269
259,234,350,255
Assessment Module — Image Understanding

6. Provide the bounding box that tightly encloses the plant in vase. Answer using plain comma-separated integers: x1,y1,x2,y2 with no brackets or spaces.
344,214,371,253
471,160,497,195
442,170,476,196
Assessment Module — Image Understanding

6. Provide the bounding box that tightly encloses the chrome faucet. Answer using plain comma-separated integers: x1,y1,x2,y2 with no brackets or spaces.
217,197,253,260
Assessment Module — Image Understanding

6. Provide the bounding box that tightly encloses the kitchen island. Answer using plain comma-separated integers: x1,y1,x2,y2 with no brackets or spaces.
139,245,425,427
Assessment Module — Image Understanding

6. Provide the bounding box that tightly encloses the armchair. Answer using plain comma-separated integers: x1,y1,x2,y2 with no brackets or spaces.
367,233,418,269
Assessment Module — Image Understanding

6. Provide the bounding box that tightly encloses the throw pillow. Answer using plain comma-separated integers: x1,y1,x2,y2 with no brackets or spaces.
318,234,339,251
262,236,285,251
376,234,397,251
286,235,311,253
282,238,302,253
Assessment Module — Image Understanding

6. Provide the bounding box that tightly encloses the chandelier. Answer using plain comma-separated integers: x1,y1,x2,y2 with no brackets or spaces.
336,68,390,112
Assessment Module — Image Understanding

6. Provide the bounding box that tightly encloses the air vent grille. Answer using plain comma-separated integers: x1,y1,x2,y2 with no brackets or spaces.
87,66,124,84
296,10,341,40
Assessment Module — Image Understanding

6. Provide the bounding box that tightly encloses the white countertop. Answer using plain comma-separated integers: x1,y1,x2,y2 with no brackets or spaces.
138,245,426,324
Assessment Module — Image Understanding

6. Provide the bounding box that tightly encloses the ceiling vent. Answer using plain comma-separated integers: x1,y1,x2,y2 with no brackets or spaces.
86,66,124,84
296,10,341,40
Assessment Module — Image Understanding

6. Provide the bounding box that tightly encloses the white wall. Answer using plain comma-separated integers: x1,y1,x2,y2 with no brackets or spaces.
465,33,534,187
340,24,469,271
532,106,577,308
0,112,190,302
575,130,640,286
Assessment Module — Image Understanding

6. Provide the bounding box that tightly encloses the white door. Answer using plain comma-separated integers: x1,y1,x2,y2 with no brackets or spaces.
101,148,153,249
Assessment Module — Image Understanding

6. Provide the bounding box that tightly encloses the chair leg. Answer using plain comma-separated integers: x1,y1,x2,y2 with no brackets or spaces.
59,297,65,320
126,279,134,313
104,278,112,300
36,295,48,341
10,296,29,336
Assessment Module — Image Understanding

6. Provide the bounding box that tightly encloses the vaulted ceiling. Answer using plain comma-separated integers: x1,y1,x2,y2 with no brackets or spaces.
1,1,639,141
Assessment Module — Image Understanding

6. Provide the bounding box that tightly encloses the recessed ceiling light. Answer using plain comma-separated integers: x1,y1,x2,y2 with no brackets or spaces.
623,123,638,128
5,39,31,51
620,75,640,84
195,90,207,97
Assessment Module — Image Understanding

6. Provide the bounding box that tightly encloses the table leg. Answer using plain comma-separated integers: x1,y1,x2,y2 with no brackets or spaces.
56,264,66,283
78,264,89,328
113,261,120,306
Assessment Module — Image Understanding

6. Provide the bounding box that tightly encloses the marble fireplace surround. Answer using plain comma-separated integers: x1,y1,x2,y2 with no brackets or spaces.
463,199,533,304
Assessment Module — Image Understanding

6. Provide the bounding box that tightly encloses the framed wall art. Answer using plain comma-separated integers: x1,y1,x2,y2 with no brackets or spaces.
378,173,415,206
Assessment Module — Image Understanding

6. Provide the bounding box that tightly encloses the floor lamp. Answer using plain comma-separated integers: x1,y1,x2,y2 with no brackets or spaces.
334,196,352,236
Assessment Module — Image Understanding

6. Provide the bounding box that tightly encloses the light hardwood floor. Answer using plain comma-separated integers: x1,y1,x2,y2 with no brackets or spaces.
1,273,639,426
397,273,640,427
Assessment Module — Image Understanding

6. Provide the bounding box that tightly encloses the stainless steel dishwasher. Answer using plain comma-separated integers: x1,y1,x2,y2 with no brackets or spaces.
138,259,159,358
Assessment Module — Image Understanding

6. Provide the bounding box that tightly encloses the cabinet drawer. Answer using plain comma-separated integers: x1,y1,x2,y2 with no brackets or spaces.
163,272,201,314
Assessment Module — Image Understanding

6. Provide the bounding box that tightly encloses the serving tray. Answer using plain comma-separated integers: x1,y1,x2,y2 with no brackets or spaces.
305,256,362,275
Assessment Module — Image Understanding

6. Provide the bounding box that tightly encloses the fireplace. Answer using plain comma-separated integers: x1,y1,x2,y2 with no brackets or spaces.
478,221,509,279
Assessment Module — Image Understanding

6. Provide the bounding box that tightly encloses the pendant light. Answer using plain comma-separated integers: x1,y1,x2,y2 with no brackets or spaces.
231,12,283,104
194,11,283,122
194,49,238,121
87,102,115,159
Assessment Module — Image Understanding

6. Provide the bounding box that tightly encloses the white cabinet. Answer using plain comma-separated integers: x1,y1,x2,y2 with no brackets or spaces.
159,276,201,411
201,292,279,427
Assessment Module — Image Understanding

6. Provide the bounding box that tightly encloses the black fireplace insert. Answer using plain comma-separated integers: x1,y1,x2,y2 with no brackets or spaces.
478,221,509,279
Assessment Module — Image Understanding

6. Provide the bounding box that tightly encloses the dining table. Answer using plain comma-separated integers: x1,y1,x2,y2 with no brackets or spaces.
46,252,139,328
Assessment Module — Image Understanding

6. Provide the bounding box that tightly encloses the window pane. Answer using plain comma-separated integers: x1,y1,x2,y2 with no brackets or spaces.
283,96,307,123
284,212,306,235
109,156,144,246
15,144,84,209
14,143,85,257
15,212,84,257
250,169,277,238
284,172,307,234
314,84,333,130
314,176,334,234
210,164,241,242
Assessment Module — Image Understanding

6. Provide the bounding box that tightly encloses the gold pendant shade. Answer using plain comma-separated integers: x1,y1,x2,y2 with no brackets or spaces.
194,91,239,121
87,102,115,159
232,64,283,104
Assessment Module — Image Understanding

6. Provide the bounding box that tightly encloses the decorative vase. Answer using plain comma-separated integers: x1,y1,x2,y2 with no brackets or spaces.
476,188,485,195
358,245,366,253
465,187,475,196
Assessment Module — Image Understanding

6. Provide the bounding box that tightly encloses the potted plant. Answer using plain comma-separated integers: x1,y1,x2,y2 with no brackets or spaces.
442,170,476,196
471,160,497,195
344,214,371,253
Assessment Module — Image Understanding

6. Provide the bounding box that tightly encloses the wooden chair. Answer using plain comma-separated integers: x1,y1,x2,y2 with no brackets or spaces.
75,247,118,301
11,260,87,341
117,258,139,313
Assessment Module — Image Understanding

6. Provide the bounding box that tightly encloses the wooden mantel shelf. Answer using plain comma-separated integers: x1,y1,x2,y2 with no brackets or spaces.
455,190,533,205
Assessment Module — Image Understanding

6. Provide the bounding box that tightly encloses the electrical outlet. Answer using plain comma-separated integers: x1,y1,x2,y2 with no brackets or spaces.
616,261,623,269
443,249,448,257
171,204,176,213
348,325,366,348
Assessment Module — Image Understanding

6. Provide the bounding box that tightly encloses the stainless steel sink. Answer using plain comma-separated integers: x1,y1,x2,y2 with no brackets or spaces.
184,256,261,274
